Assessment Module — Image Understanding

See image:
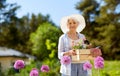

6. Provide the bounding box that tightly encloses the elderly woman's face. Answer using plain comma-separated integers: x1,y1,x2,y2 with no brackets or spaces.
67,18,79,32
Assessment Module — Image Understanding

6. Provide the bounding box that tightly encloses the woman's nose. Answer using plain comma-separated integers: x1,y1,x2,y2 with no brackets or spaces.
71,23,74,26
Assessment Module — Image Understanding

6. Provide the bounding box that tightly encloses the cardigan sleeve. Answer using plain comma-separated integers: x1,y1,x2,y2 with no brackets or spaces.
58,35,65,59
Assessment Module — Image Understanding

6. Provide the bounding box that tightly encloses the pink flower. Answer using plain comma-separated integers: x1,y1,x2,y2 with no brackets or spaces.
14,60,25,69
94,61,104,69
60,56,71,65
83,62,92,70
40,65,49,72
94,56,104,69
29,68,39,76
94,56,104,62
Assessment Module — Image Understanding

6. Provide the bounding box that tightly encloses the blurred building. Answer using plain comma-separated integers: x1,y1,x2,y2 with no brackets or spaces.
0,47,35,72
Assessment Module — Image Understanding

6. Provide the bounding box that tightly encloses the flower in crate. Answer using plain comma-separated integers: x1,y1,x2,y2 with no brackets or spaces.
29,68,39,76
14,60,25,69
83,61,92,70
60,56,71,65
72,39,84,49
72,39,91,50
40,65,50,72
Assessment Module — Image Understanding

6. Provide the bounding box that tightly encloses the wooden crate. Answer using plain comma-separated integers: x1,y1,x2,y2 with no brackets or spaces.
71,49,94,63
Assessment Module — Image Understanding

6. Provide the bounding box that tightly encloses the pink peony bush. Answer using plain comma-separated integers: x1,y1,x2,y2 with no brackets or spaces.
14,60,25,69
60,56,71,65
29,68,39,76
83,56,104,76
40,65,50,72
83,61,92,70
14,60,50,75
94,56,104,69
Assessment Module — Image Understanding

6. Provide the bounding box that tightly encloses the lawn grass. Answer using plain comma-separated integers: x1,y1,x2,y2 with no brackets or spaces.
92,60,120,76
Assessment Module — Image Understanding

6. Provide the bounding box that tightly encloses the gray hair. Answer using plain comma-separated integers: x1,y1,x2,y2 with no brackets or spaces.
67,17,79,23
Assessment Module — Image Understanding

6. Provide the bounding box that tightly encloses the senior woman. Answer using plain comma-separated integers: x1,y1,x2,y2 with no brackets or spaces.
58,14,102,76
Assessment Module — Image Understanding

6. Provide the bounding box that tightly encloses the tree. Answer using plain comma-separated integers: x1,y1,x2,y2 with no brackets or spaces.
0,0,20,47
0,0,20,23
76,0,120,59
0,0,55,54
18,14,52,53
30,22,61,60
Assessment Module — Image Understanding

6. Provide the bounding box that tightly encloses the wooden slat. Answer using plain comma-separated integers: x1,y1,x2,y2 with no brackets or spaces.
71,49,94,62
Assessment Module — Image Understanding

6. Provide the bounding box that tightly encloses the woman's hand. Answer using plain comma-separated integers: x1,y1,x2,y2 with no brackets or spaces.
68,50,77,56
63,50,76,56
90,48,102,57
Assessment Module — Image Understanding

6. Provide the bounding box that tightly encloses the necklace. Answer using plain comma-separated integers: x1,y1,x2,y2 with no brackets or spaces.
67,32,79,40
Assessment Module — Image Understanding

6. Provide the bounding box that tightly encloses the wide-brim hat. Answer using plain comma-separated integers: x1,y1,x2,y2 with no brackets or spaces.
60,14,86,33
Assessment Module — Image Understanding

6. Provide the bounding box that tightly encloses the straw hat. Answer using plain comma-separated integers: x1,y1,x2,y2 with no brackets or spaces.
60,14,86,33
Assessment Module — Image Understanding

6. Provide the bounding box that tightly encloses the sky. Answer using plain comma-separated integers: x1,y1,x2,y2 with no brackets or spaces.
7,0,120,26
7,0,81,26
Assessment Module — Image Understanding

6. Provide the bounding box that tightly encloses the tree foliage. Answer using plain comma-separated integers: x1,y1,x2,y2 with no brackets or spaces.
0,0,20,23
76,0,120,59
0,0,53,54
30,22,61,60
